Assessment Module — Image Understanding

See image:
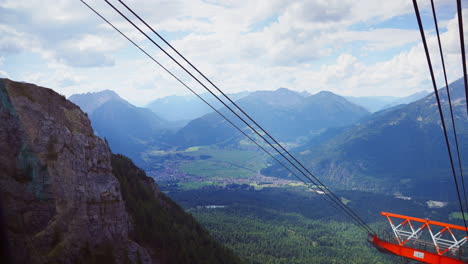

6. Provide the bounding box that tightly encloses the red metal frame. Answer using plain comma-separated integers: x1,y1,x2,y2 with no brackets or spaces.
370,234,466,264
369,212,468,264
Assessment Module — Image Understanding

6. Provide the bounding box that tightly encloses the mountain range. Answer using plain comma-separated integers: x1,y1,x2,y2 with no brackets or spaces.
68,85,440,196
171,88,371,148
69,90,171,165
263,78,467,199
146,91,251,126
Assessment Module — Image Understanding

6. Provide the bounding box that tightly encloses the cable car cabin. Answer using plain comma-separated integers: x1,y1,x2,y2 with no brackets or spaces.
369,212,468,263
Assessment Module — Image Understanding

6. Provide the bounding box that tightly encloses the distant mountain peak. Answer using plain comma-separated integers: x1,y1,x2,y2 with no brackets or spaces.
271,87,300,96
69,89,128,114
314,90,337,96
275,87,292,92
243,88,305,108
74,89,121,99
76,89,124,100
311,91,352,103
70,89,171,165
274,88,311,97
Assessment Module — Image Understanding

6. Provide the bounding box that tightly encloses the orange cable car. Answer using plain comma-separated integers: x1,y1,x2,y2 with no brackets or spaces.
370,212,468,263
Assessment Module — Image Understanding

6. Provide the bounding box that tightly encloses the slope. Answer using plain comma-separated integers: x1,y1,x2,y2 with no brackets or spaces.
345,91,429,112
381,90,430,110
263,77,468,199
111,154,244,264
68,89,129,114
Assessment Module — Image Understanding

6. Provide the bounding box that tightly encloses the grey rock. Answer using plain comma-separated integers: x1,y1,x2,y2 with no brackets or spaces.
0,79,153,264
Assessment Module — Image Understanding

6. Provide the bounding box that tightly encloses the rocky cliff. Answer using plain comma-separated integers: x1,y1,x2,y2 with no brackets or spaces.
0,79,243,264
0,79,153,263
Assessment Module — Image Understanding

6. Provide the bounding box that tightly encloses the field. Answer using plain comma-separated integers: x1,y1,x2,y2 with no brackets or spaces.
450,211,468,220
144,146,303,190
178,147,269,178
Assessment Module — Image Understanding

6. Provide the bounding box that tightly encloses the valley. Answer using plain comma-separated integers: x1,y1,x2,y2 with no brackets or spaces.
4,2,468,263
143,147,302,190
3,76,467,263
65,77,468,263
161,182,462,264
139,140,467,263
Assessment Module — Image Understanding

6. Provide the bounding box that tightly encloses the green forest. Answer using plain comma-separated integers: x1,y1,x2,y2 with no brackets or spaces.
111,151,464,264
164,185,460,264
111,154,245,264
191,206,394,264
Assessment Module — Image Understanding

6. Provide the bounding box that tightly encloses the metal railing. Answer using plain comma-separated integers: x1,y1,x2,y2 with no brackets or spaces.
374,231,468,261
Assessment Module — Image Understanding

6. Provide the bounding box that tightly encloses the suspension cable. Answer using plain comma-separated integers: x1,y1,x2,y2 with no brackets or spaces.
79,0,374,234
457,0,468,115
111,0,375,234
430,0,468,214
106,0,375,234
413,0,468,234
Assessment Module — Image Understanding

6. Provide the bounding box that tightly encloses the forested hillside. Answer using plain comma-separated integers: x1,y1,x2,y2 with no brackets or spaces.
262,77,468,198
111,154,245,264
163,184,460,264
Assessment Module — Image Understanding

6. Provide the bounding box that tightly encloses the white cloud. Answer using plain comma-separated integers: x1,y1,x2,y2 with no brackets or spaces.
332,29,421,52
0,0,124,67
288,8,468,97
0,55,7,78
0,71,8,78
156,0,423,67
0,25,39,53
0,0,465,105
23,63,85,89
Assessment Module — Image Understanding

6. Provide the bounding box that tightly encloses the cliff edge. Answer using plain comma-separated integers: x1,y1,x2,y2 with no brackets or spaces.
0,78,153,263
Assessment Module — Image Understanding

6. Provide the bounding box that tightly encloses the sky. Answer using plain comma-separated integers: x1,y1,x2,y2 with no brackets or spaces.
0,0,467,106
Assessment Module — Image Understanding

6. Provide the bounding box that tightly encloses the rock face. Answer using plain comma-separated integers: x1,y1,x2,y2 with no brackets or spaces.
0,79,150,264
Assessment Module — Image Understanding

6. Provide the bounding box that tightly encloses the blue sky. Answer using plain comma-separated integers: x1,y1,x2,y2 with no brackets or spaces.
0,0,467,105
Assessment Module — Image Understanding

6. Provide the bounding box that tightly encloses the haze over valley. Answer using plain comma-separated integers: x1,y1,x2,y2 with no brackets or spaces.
3,0,468,263
69,83,440,198
2,68,466,264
